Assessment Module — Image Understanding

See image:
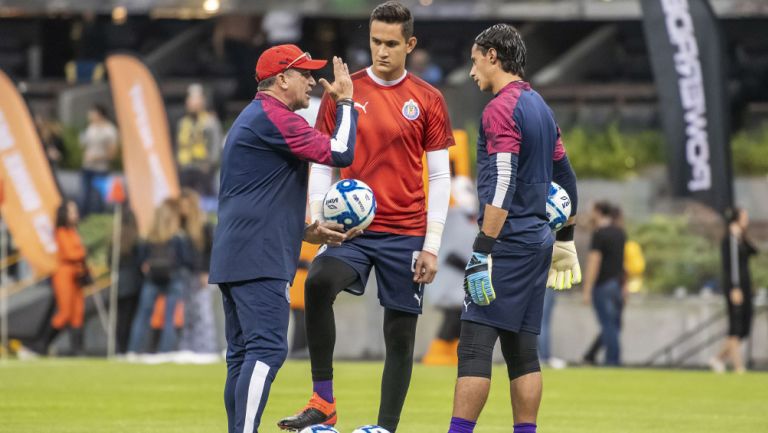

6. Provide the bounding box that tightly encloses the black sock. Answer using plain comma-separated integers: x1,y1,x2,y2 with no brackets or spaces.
378,308,418,432
305,256,359,381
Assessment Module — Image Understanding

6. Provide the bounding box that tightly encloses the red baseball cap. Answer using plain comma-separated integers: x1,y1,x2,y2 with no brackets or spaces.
255,44,328,81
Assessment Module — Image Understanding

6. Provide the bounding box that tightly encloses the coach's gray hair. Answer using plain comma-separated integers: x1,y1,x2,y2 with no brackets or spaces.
257,76,277,91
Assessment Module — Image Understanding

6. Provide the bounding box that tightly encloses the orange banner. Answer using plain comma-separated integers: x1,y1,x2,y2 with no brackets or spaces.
106,54,179,234
0,69,62,275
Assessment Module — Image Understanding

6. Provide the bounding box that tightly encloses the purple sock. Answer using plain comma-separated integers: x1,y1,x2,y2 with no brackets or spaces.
313,380,333,403
448,417,476,433
514,423,537,433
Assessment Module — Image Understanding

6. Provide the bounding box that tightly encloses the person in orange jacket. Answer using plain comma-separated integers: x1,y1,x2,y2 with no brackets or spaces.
50,199,89,355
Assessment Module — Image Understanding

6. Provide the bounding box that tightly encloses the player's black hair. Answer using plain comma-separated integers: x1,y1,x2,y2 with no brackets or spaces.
370,1,414,40
474,23,526,77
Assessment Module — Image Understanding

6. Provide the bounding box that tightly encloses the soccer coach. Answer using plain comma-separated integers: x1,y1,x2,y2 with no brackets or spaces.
209,45,358,433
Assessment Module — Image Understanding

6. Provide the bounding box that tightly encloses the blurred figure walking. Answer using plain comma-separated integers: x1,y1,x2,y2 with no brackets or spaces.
710,207,758,374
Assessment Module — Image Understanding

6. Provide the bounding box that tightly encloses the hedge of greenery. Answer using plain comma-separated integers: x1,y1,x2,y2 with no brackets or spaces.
562,125,665,179
731,125,768,176
629,215,768,294
462,122,768,179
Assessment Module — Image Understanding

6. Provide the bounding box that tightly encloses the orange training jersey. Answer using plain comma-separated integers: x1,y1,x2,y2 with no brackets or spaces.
316,68,454,236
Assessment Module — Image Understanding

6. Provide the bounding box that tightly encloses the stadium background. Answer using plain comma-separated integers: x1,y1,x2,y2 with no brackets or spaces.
0,0,767,431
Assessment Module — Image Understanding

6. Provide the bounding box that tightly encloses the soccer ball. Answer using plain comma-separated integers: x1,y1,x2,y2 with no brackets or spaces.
299,425,340,433
322,179,377,231
546,182,571,231
352,426,391,433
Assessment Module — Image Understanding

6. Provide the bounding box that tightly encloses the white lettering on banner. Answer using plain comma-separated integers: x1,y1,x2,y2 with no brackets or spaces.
129,84,156,150
662,0,712,192
0,124,57,253
148,153,171,206
129,82,171,205
3,153,42,211
0,110,15,151
33,213,57,253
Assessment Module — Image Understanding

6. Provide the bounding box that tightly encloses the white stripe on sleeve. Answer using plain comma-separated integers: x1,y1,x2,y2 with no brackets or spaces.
242,361,271,433
492,153,512,208
330,104,351,153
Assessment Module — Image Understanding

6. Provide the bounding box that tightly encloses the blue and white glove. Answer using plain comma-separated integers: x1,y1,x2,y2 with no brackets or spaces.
464,232,497,306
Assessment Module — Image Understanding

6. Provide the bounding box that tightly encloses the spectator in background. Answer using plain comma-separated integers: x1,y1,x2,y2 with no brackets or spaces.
50,200,89,356
710,207,758,374
176,84,223,198
408,48,443,86
112,208,144,355
127,199,192,356
79,104,118,216
35,113,66,169
177,188,219,361
582,201,626,366
583,206,642,365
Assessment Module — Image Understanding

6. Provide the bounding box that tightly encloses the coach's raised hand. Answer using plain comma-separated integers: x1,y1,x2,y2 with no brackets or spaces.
319,56,353,102
304,220,346,246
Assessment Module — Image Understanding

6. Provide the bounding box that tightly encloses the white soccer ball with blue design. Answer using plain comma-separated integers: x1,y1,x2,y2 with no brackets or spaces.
352,426,391,433
323,179,377,231
546,182,571,231
299,425,340,433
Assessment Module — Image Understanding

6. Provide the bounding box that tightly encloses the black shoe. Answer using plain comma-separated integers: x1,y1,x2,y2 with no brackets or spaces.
277,393,337,431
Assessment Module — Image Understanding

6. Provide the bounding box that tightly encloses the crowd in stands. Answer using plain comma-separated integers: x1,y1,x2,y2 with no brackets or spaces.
18,84,223,362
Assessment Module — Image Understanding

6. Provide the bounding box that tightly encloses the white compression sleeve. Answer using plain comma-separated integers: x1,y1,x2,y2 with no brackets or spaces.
424,149,451,255
308,163,333,221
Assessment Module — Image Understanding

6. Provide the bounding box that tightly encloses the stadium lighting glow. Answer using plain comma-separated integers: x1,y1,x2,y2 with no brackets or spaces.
112,6,127,25
203,0,220,13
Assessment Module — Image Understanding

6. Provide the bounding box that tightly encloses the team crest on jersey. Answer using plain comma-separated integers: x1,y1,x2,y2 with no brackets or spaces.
401,99,420,121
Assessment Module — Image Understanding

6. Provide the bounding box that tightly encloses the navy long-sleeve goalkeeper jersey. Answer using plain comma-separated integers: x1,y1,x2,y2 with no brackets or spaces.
476,80,577,249
209,93,357,284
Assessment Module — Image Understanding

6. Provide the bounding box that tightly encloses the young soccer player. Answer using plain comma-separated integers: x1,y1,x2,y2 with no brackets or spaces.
449,24,580,433
278,2,454,432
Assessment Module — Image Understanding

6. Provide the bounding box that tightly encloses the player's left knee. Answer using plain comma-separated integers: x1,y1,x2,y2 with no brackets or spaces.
502,331,541,380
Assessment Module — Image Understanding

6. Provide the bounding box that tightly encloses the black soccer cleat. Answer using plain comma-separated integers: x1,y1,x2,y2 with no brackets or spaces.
277,392,337,431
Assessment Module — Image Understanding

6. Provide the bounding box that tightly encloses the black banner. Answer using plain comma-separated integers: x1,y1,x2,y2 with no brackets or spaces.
641,0,733,213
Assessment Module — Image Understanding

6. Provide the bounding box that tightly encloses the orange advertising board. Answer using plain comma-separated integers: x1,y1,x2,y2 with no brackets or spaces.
0,69,62,275
106,54,179,234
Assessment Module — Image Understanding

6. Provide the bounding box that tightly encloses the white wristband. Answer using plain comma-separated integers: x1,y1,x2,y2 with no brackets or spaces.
422,221,445,256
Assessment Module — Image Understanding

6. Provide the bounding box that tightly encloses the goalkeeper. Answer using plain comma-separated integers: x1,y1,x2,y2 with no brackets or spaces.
448,24,579,433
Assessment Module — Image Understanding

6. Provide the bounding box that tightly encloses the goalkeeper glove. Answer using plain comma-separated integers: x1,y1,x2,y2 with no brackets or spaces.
547,225,582,290
464,232,496,306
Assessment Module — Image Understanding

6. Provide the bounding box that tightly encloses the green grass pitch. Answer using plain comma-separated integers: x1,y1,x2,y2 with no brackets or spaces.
1,359,766,432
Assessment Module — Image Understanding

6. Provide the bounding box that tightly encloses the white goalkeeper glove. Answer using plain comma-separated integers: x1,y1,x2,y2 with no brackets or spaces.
547,224,581,290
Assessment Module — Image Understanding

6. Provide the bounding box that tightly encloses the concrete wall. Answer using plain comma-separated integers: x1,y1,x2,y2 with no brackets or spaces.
313,281,768,368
